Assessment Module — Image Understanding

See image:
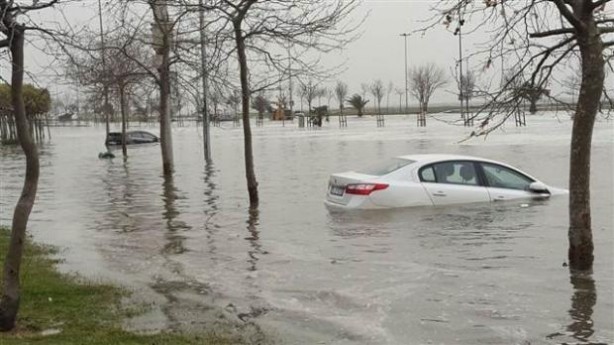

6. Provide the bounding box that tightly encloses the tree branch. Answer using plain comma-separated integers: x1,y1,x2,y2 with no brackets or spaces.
530,28,575,38
591,0,611,9
550,0,585,32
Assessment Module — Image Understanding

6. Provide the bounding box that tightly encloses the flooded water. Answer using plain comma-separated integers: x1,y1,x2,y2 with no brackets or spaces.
1,114,612,344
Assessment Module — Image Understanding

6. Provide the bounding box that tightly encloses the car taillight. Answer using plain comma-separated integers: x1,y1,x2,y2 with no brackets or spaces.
345,183,389,195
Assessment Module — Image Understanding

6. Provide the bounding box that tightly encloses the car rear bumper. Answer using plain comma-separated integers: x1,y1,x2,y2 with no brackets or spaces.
324,196,382,210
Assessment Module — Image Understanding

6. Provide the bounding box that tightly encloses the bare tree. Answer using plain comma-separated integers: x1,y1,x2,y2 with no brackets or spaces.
326,89,335,110
517,83,550,114
426,0,614,270
409,63,447,113
208,0,360,207
360,83,369,99
395,88,404,113
0,0,58,332
96,0,184,175
386,81,394,114
334,81,348,114
315,86,327,108
66,32,149,157
150,0,174,176
299,80,319,114
370,79,385,114
459,70,476,110
226,91,241,117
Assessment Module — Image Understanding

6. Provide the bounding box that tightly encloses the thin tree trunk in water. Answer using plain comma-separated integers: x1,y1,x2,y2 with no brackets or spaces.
153,0,174,176
568,18,604,271
159,32,173,175
234,23,258,207
0,28,40,332
120,85,127,157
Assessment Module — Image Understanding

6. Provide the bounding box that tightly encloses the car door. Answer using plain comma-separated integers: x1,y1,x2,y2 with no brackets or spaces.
131,132,148,144
140,132,157,143
419,161,490,206
478,162,535,202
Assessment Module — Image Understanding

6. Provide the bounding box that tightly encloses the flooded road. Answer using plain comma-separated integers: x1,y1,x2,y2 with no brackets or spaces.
1,114,612,344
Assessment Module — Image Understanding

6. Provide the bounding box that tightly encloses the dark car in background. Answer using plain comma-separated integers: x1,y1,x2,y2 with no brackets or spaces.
105,131,159,146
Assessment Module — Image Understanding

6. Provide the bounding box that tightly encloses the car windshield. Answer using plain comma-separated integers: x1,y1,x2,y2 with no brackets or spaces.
356,158,415,176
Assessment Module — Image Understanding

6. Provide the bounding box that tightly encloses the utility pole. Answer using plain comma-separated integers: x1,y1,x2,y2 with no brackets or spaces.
400,33,410,115
199,0,211,162
455,13,465,122
98,0,110,135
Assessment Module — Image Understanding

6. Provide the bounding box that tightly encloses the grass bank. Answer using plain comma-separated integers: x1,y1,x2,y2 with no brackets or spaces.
0,228,236,345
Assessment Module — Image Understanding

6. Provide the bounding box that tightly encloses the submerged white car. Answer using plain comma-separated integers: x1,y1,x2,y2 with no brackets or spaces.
325,154,567,209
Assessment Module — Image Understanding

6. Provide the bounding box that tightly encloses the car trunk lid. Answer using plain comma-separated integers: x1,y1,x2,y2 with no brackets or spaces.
326,171,380,205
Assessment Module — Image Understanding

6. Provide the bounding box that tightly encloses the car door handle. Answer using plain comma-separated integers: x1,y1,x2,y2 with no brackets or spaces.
432,192,447,197
493,196,505,201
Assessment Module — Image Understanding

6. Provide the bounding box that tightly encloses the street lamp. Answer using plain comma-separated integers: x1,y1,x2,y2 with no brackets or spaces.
400,33,410,115
453,14,466,123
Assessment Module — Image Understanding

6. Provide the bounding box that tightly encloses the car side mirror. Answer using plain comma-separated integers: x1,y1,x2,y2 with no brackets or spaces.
529,182,549,193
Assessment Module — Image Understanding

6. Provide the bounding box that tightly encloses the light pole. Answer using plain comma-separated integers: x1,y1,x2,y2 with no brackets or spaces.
400,33,410,114
454,14,466,123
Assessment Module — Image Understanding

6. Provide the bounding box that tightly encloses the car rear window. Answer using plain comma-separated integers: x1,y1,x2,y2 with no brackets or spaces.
356,158,415,176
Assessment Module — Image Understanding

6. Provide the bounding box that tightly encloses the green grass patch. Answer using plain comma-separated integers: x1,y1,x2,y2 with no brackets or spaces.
0,228,236,344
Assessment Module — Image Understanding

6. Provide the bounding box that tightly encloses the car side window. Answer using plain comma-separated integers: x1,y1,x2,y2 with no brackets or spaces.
419,165,436,182
481,163,533,190
432,161,479,186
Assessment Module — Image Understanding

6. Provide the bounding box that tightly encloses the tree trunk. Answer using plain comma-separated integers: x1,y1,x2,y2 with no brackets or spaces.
199,0,211,163
235,23,259,207
568,18,604,271
103,84,110,136
0,28,40,332
119,84,128,157
154,0,174,176
529,98,538,114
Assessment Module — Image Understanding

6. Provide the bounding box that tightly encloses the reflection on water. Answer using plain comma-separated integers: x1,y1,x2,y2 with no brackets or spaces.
547,270,605,345
0,117,612,345
567,270,597,343
245,207,263,272
161,175,190,257
203,163,220,258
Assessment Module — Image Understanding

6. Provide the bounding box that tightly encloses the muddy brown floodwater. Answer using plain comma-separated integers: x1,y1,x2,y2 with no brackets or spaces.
1,114,612,344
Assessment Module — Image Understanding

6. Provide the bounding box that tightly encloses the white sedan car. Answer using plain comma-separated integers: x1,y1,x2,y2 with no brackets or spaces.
325,154,567,209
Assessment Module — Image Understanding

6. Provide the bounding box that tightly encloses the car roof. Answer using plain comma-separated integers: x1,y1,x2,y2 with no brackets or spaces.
397,154,503,166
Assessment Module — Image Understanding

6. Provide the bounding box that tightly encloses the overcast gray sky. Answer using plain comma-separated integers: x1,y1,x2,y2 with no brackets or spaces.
2,0,611,107
329,0,480,105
